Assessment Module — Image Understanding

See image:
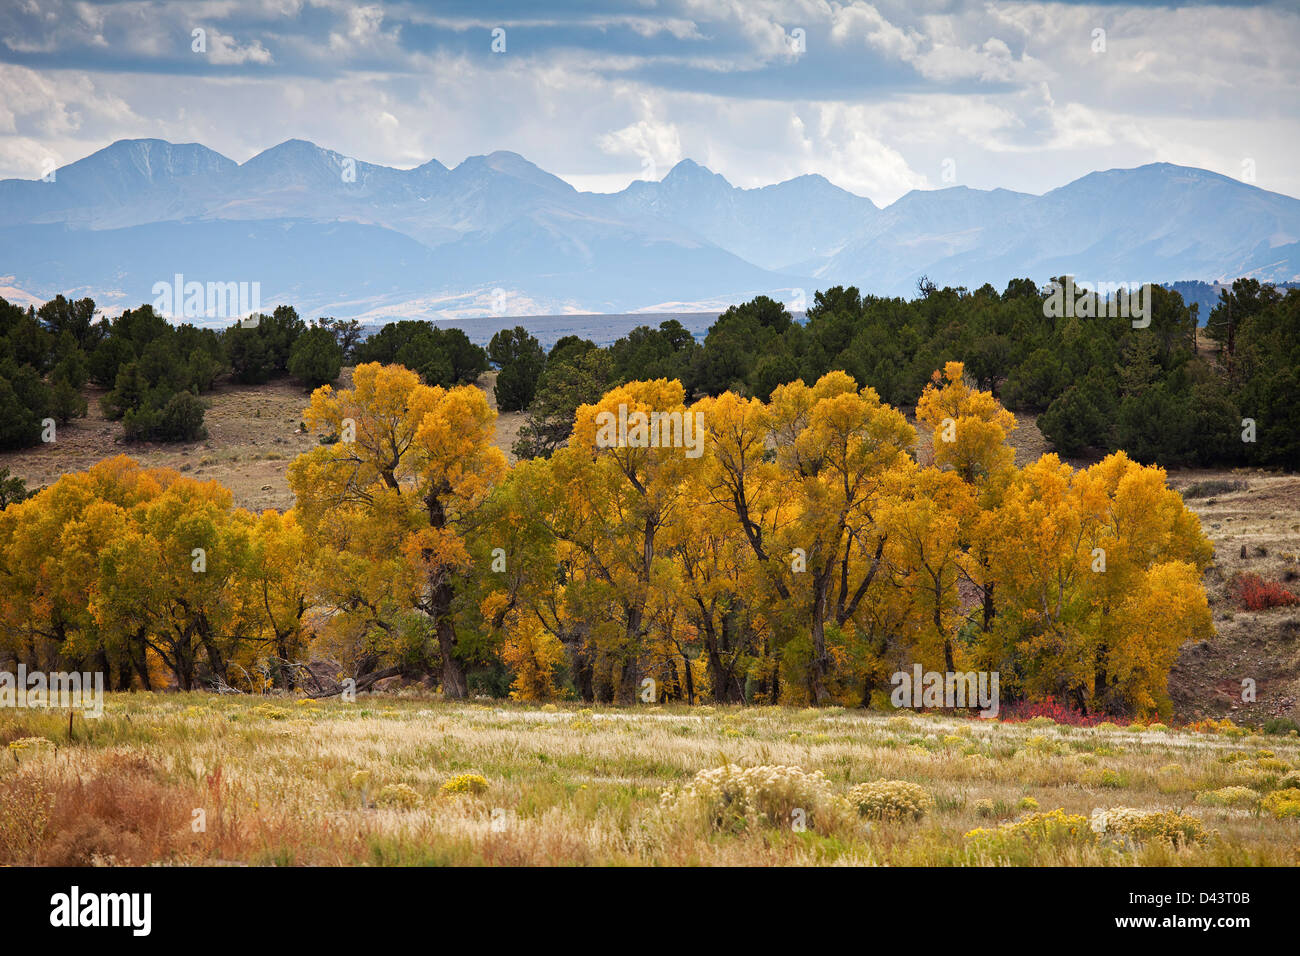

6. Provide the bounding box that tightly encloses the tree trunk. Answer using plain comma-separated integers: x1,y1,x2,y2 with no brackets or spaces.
200,625,226,686
809,609,831,705
615,602,644,704
436,609,468,699
616,656,639,705
573,643,595,702
708,648,736,703
1092,657,1108,715
131,629,153,691
665,656,680,702
276,635,297,690
426,484,468,699
935,587,955,673
703,622,742,704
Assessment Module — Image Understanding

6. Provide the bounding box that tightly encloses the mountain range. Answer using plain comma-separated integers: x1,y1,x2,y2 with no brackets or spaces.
1,138,1298,322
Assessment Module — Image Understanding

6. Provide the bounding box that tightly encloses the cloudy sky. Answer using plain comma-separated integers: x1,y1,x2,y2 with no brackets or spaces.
1,0,1297,204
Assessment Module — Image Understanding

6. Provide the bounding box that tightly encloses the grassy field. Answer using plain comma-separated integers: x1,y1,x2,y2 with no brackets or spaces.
2,694,1298,866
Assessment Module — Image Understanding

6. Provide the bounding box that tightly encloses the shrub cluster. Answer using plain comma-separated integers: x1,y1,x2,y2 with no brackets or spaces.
353,319,486,388
1195,786,1260,809
1259,789,1300,819
1090,807,1209,847
964,809,1095,850
1229,572,1299,611
0,295,355,447
376,783,422,808
846,780,935,821
1187,717,1249,737
997,696,1124,727
440,773,490,796
661,764,831,833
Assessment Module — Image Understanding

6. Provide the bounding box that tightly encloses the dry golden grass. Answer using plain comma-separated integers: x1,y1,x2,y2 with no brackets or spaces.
0,375,331,513
0,367,531,509
2,695,1297,866
1165,471,1300,724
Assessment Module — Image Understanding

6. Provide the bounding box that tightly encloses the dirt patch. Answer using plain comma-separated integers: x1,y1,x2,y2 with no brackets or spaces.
0,366,528,510
1164,469,1300,723
1005,411,1056,467
0,374,330,512
475,370,525,464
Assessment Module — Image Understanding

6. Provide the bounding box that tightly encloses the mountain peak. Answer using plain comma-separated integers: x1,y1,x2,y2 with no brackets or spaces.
4,138,1297,317
411,157,448,176
85,137,232,162
244,139,336,164
455,150,574,193
1040,162,1280,205
103,137,177,151
60,138,236,185
783,172,831,186
662,159,730,188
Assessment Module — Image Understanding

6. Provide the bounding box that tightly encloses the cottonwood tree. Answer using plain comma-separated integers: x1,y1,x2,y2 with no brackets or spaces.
0,457,265,690
94,477,252,690
663,470,757,703
237,509,314,689
0,457,162,685
879,462,977,675
476,456,572,700
698,373,915,704
0,360,1221,715
983,452,1212,717
916,361,1018,641
288,362,505,697
531,379,697,702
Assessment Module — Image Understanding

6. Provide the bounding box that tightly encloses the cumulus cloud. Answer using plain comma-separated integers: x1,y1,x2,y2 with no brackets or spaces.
0,0,1295,203
599,113,684,182
327,5,398,55
205,30,274,65
0,63,137,140
830,3,921,60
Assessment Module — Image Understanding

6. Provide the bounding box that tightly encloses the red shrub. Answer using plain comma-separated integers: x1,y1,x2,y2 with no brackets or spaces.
994,696,1126,727
1230,572,1300,611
